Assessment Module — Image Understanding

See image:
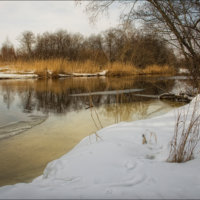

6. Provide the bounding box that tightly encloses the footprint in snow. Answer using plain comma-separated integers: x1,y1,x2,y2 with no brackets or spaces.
146,154,155,160
106,189,112,194
63,176,82,183
148,177,156,183
108,174,146,187
111,142,121,147
94,178,101,184
124,161,137,170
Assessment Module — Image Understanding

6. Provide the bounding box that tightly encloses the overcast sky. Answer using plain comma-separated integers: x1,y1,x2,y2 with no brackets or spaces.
0,1,119,48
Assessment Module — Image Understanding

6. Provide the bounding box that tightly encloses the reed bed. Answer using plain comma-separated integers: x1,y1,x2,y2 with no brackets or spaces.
0,59,175,77
143,64,175,75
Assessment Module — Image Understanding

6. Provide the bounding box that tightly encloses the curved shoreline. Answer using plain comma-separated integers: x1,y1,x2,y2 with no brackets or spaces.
0,96,199,198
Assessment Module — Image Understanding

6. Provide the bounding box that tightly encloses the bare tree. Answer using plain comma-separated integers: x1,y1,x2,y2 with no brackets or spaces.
17,31,35,59
12,25,176,69
81,0,200,84
81,34,107,64
1,37,16,62
103,28,118,62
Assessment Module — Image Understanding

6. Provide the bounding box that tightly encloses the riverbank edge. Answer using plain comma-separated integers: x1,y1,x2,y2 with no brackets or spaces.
0,69,181,79
0,95,199,199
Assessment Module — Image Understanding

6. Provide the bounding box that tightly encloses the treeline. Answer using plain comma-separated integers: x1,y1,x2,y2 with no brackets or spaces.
0,27,177,69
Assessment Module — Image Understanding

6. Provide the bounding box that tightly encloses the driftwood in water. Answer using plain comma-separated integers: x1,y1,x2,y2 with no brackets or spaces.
159,92,193,102
133,92,194,102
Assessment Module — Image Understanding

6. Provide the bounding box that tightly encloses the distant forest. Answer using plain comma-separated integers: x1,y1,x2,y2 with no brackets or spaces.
0,27,179,69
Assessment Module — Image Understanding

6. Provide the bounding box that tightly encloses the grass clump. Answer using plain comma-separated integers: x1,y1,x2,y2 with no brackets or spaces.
167,95,200,163
142,129,157,144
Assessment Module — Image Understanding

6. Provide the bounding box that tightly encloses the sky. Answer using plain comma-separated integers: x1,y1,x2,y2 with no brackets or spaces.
0,1,119,48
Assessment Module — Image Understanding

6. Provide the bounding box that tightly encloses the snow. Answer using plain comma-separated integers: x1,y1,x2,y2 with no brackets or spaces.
179,68,189,74
0,66,36,76
59,74,71,77
47,70,52,75
18,71,35,74
72,70,108,77
0,70,35,74
0,73,38,79
0,96,200,198
0,66,10,71
98,70,108,76
0,67,107,79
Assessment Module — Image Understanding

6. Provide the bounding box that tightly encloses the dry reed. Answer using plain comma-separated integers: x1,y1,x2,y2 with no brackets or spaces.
143,65,175,75
115,89,119,124
142,134,147,144
0,59,175,77
167,95,200,163
86,78,103,131
94,132,103,142
143,129,157,144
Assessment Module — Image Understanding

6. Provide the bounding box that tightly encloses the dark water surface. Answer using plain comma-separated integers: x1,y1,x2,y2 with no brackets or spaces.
0,76,187,186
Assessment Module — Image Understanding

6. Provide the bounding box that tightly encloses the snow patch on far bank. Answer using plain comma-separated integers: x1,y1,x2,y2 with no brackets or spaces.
0,73,38,79
59,74,71,77
72,70,108,77
0,66,108,79
179,68,189,74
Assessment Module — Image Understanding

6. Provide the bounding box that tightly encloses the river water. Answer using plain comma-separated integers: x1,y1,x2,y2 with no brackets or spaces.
0,76,188,186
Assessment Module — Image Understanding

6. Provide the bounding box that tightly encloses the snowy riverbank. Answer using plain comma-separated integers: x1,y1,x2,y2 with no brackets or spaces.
0,66,108,79
0,96,200,199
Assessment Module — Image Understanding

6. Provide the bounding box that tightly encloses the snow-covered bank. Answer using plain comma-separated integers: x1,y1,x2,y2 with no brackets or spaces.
0,67,108,79
0,66,38,79
178,68,189,74
0,96,200,199
71,70,108,77
0,73,38,79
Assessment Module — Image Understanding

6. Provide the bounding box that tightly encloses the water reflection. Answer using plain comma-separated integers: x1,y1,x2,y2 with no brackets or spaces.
0,76,176,116
0,76,187,187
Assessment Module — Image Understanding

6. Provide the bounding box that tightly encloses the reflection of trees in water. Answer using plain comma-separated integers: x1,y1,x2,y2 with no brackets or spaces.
20,89,34,113
1,81,16,109
0,76,176,115
99,101,150,122
34,90,71,114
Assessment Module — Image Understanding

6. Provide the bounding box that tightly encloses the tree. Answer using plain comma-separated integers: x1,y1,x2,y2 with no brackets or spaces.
103,28,118,62
17,31,35,59
81,34,107,64
0,37,16,62
81,0,200,84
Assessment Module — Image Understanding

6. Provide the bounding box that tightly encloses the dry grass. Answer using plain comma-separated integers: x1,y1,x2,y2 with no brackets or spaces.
9,59,102,77
143,65,175,75
0,59,175,77
142,129,157,144
167,95,200,163
105,62,138,76
142,134,147,144
106,63,175,76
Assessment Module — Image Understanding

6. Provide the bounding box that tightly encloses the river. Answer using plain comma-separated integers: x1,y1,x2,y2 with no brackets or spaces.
0,75,188,186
